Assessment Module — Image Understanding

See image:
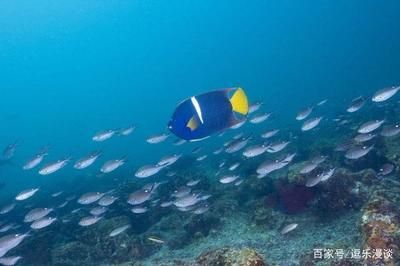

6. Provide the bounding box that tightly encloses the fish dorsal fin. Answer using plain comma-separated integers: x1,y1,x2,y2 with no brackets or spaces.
230,87,249,115
187,116,199,131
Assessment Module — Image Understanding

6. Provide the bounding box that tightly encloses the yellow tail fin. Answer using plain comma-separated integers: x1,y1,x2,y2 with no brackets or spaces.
230,87,249,115
186,116,199,131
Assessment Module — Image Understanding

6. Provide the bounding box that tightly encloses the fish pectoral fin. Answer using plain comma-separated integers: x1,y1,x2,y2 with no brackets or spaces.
230,87,249,115
186,116,199,131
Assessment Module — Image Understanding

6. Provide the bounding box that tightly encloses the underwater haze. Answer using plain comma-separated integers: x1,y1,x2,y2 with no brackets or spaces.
0,1,400,265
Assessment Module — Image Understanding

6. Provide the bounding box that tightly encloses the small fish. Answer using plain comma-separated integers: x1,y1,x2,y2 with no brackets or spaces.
346,96,365,113
301,117,322,131
345,145,374,160
1,142,18,161
354,133,376,143
193,205,209,215
372,86,400,102
15,188,39,201
380,124,400,137
98,195,118,207
90,206,108,216
173,138,186,146
320,168,336,182
267,141,290,153
119,125,135,136
219,175,240,184
23,151,47,170
248,102,263,114
281,223,298,235
30,217,57,230
0,203,15,215
296,107,313,121
38,159,69,175
135,164,164,178
74,151,101,170
261,129,279,139
234,179,244,186
357,120,385,134
92,130,115,142
228,162,240,171
77,192,105,205
24,208,53,222
230,120,246,129
0,256,22,266
305,174,322,187
311,155,327,165
249,112,271,124
196,155,208,161
0,232,30,258
157,154,181,167
128,189,153,205
378,163,394,176
174,194,200,208
243,144,269,158
172,186,191,198
100,159,125,173
146,133,169,144
57,201,68,208
51,191,63,197
256,159,283,176
317,99,328,106
147,236,164,244
300,162,318,174
186,179,200,187
225,137,250,153
131,206,148,214
160,201,173,208
109,224,131,237
78,216,102,226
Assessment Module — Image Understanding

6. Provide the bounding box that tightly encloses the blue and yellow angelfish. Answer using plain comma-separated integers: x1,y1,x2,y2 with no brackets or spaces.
168,87,249,141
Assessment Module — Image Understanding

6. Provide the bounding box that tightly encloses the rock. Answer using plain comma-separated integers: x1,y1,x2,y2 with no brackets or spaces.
195,247,267,266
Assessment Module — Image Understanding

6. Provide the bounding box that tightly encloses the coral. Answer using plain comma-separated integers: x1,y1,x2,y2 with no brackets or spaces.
195,247,267,266
360,189,400,265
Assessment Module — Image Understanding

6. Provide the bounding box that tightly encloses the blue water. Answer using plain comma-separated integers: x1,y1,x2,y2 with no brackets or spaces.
0,1,400,265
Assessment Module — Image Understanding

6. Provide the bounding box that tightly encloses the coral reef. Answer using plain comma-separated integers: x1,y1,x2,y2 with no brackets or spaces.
195,247,267,266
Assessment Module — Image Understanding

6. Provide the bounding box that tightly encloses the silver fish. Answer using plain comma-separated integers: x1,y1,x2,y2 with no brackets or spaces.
0,256,22,266
119,125,135,136
30,217,56,230
157,154,181,167
296,107,313,121
261,129,279,139
381,124,400,137
301,117,322,131
300,162,318,174
306,174,322,187
230,120,246,129
243,144,269,158
317,99,328,106
225,137,250,153
357,120,385,134
98,195,118,207
135,164,164,178
146,133,169,144
92,130,115,142
172,186,191,198
78,216,102,226
23,152,47,170
219,175,240,184
15,188,39,201
256,159,283,176
196,155,208,161
345,145,374,160
74,151,101,169
372,86,400,102
173,138,186,146
38,159,69,175
160,201,173,208
249,112,271,124
354,133,376,143
128,189,153,205
109,224,131,237
24,208,53,223
131,206,148,214
51,191,63,197
0,203,15,215
281,223,298,235
174,194,200,208
90,206,108,216
100,159,125,173
248,102,263,114
378,163,394,176
0,232,29,258
320,168,336,182
1,143,18,161
267,141,290,153
346,96,365,113
228,162,240,171
311,155,327,164
193,205,209,215
186,179,201,187
77,192,105,205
